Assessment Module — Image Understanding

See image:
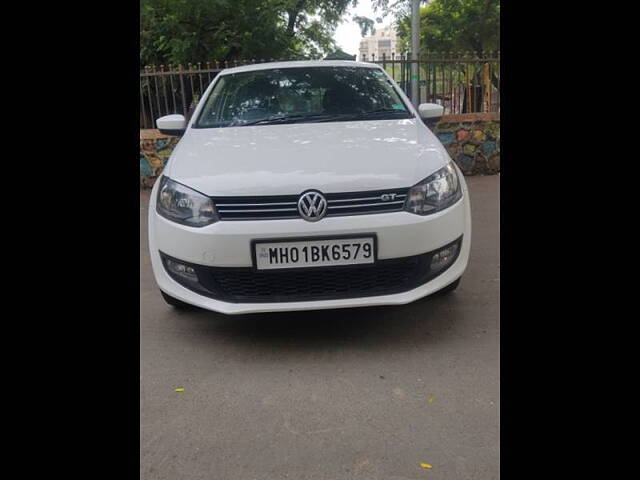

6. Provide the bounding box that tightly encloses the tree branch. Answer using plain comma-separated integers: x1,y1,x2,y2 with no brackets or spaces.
286,0,307,36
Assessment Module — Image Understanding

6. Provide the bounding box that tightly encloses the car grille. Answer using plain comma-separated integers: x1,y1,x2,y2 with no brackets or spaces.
160,237,462,304
213,187,408,221
192,253,433,303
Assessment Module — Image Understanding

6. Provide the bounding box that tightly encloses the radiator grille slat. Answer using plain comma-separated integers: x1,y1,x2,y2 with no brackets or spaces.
213,188,408,220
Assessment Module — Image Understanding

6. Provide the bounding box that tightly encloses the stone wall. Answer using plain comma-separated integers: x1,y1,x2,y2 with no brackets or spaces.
433,112,500,175
140,130,179,188
140,112,500,187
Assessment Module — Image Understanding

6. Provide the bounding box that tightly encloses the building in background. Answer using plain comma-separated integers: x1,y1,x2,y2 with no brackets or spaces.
358,26,398,62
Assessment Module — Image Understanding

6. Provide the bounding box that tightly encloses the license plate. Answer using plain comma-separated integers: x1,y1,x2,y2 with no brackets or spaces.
253,236,376,270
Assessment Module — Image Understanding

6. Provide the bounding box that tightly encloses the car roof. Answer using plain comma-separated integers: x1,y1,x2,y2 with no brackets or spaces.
218,60,382,76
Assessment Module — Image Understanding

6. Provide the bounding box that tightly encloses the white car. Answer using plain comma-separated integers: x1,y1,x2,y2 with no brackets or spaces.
148,60,471,314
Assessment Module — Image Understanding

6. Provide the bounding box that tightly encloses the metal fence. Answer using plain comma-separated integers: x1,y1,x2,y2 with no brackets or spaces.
368,52,500,116
140,53,500,129
140,63,223,130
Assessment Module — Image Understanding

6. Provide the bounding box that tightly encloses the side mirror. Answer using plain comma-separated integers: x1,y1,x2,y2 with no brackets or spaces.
418,103,444,128
156,114,186,136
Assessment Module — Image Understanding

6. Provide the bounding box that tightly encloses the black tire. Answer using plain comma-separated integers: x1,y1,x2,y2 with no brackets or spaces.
160,290,191,309
436,278,461,295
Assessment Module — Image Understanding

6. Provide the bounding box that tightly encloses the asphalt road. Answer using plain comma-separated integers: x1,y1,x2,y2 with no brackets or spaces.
140,175,500,480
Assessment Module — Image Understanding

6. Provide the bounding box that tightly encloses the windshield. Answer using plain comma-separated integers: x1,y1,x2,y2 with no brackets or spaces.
194,66,413,128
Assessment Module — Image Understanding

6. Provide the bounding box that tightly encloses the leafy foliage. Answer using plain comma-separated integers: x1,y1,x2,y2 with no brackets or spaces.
140,0,359,67
371,0,412,19
352,15,375,36
396,0,500,54
363,0,499,55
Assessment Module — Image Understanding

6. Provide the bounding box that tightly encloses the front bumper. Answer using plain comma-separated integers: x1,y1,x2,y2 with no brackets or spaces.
148,178,471,314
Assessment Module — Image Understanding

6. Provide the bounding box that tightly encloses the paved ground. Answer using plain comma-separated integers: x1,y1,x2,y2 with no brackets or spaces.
140,175,500,480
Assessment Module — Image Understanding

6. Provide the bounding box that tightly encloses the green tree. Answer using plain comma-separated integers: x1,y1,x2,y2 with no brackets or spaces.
353,15,376,36
140,0,360,67
396,0,500,55
366,0,499,113
365,0,499,55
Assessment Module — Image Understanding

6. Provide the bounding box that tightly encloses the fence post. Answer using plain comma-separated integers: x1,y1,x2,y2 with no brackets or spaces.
168,64,177,115
391,52,395,81
145,66,155,128
483,61,491,113
160,65,169,115
400,53,406,93
178,64,188,118
151,65,162,119
140,81,148,129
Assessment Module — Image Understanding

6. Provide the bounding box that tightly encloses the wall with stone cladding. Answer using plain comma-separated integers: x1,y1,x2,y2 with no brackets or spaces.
433,112,500,175
140,130,179,188
140,113,500,187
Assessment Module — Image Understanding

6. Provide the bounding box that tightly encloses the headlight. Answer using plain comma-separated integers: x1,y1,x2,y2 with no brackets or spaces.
404,162,462,215
156,176,218,227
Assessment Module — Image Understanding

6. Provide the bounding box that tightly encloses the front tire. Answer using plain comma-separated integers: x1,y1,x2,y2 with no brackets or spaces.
160,290,191,309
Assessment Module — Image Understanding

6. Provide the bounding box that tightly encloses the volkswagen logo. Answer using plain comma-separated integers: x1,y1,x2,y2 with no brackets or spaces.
298,190,327,222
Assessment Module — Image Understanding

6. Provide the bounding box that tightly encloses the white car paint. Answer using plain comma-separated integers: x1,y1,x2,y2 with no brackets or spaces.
167,119,449,196
149,60,471,314
418,103,445,119
156,114,186,132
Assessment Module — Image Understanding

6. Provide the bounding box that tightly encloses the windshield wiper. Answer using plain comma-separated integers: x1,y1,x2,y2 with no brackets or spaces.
350,108,413,118
239,113,348,126
234,109,411,127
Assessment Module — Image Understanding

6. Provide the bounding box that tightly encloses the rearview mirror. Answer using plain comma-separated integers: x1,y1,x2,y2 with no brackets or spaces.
156,114,186,136
418,103,444,128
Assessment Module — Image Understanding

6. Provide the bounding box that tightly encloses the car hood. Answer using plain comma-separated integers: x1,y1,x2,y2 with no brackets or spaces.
166,118,451,196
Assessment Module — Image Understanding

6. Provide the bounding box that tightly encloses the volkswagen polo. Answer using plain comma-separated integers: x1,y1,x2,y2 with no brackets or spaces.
148,60,471,314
